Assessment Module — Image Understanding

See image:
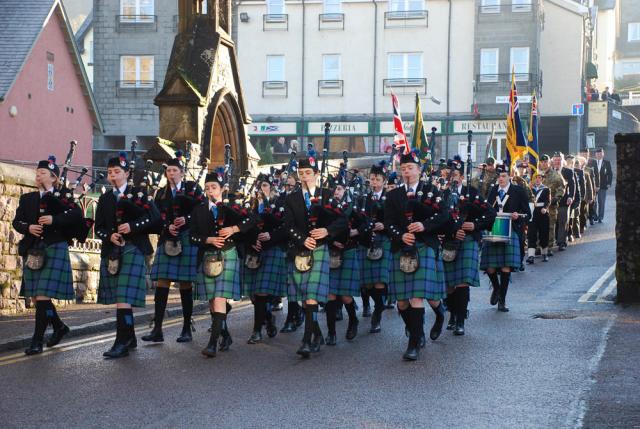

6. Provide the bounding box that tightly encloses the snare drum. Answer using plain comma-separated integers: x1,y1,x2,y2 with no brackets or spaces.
483,213,512,243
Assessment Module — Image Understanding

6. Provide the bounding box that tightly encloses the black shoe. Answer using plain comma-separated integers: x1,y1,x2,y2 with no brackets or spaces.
219,333,233,351
103,342,129,359
454,317,465,336
25,339,43,356
598,220,603,224
266,323,278,338
247,331,263,344
297,342,311,358
310,334,325,352
548,250,554,257
559,244,567,251
519,263,526,272
46,324,70,348
280,321,297,333
419,334,426,348
202,332,218,358
490,287,500,306
446,313,456,330
543,255,549,262
335,309,344,322
326,333,337,346
141,327,164,343
126,335,137,350
430,306,445,341
402,346,419,361
385,299,396,309
526,256,534,265
176,324,193,343
589,219,594,226
568,235,574,242
369,312,382,333
361,306,372,318
272,302,283,312
346,319,359,340
498,301,510,312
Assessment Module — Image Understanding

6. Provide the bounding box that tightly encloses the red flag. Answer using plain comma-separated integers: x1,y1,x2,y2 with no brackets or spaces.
391,92,410,155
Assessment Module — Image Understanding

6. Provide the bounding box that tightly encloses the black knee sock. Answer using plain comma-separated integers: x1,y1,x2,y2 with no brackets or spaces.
303,304,318,343
360,287,370,308
154,287,170,330
344,300,357,323
33,301,48,342
488,272,500,289
286,300,300,323
408,307,424,348
499,272,511,299
456,288,470,321
253,295,267,332
211,312,225,341
44,300,64,331
226,302,232,314
398,307,411,331
371,288,384,314
265,299,274,325
123,308,135,341
115,309,127,344
325,300,337,335
445,293,456,316
179,288,193,329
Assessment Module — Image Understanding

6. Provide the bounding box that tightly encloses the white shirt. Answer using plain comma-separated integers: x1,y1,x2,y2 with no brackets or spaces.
113,183,127,197
304,186,317,197
597,159,603,171
39,187,54,197
498,183,511,195
404,182,419,193
171,181,182,192
372,190,383,200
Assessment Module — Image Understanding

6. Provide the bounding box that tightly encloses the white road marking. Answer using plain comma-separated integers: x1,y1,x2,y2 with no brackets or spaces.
578,264,615,303
595,279,617,304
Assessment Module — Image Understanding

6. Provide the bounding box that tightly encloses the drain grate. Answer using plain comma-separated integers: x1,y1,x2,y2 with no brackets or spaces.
532,312,578,320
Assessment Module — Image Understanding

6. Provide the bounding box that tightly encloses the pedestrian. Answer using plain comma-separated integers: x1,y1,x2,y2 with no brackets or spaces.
579,148,597,226
568,155,585,240
589,147,613,223
553,152,575,251
526,173,550,263
577,154,595,231
601,86,610,101
13,156,82,355
95,152,161,358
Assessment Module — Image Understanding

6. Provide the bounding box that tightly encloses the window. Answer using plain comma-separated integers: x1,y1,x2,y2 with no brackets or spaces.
389,0,423,12
480,0,500,13
267,0,285,15
621,61,640,75
267,55,285,81
629,23,640,42
512,0,531,12
120,56,154,87
510,47,529,80
388,53,422,79
322,55,341,80
480,48,499,82
47,63,54,91
88,41,94,65
121,0,154,22
324,0,341,14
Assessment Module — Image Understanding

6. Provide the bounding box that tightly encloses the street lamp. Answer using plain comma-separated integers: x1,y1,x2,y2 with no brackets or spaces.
428,95,441,105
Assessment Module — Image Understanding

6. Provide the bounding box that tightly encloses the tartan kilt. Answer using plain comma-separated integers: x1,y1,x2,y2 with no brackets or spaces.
98,244,147,308
21,241,74,300
389,244,446,301
149,231,198,282
195,248,241,301
242,246,287,297
290,245,330,303
360,235,392,287
443,236,480,288
329,247,361,296
480,231,521,271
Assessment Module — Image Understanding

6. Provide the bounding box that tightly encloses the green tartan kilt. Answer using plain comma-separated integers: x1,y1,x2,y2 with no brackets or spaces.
195,248,241,301
98,244,147,308
443,236,481,288
479,231,521,271
290,245,330,303
389,244,446,301
21,242,74,300
150,231,198,282
360,235,392,287
242,246,286,297
329,247,361,296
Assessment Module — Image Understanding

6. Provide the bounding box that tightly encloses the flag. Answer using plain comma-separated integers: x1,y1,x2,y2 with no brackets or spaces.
411,93,430,163
527,91,539,176
391,92,410,155
505,71,529,169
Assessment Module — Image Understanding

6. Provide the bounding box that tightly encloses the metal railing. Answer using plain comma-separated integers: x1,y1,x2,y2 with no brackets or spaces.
475,73,539,87
318,80,344,96
262,81,288,97
263,14,288,31
115,15,158,32
116,80,157,96
319,13,345,30
68,197,101,254
384,10,428,28
478,3,534,15
383,78,427,95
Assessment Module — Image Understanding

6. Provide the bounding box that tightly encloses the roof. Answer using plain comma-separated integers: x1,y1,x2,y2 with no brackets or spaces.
74,10,93,54
0,0,102,131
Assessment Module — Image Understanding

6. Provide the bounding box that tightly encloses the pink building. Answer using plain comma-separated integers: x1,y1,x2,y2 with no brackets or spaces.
0,0,102,169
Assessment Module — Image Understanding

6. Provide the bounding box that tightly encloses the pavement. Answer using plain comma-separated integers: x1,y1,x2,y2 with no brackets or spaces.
0,188,638,428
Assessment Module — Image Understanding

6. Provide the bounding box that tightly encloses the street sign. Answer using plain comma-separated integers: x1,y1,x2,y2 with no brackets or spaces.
572,103,584,116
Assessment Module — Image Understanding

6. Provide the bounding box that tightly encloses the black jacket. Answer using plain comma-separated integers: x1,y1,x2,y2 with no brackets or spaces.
486,183,531,231
384,182,450,253
560,167,576,207
573,169,585,207
94,185,160,257
13,190,82,257
154,181,204,242
531,186,550,220
588,159,613,190
442,185,496,242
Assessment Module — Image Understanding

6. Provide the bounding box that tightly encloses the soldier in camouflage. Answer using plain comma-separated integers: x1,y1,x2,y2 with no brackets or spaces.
539,154,565,256
470,157,498,199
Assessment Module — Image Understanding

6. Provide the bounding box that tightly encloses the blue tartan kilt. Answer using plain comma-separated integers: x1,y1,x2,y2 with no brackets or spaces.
290,245,330,303
480,231,521,271
389,244,446,301
360,235,392,287
329,247,361,296
195,248,241,301
149,231,198,282
98,244,147,308
21,242,74,300
242,246,287,297
443,236,481,288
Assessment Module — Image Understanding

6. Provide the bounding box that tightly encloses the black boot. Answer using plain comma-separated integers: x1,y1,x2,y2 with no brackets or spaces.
454,288,469,336
445,294,456,330
403,308,421,361
44,301,69,348
219,317,233,351
203,312,224,357
335,300,344,322
265,301,278,338
488,272,500,306
360,288,372,317
104,309,131,359
25,301,48,356
176,288,194,343
344,301,359,340
247,331,263,344
142,287,169,342
369,288,384,333
251,295,267,342
398,306,411,338
297,304,317,358
325,300,337,346
498,272,510,312
281,300,298,333
429,303,445,341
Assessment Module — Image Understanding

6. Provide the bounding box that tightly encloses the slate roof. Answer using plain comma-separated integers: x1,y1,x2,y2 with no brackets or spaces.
74,10,93,54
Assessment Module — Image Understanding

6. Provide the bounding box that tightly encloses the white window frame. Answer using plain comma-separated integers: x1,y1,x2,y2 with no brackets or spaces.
480,48,499,82
389,0,424,12
480,0,500,14
119,55,155,88
120,0,155,22
267,0,285,15
324,0,342,14
621,60,640,75
266,55,285,81
47,63,54,91
387,53,423,80
629,23,640,42
511,0,531,12
510,47,530,81
322,54,341,81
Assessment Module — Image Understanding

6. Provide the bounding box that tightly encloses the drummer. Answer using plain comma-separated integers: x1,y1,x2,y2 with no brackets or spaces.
480,164,530,312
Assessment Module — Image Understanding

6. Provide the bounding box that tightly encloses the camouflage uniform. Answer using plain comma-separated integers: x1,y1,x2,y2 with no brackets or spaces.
542,167,566,248
470,169,498,200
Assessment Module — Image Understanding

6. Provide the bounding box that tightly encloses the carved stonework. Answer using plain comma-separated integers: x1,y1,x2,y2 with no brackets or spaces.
210,46,236,99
